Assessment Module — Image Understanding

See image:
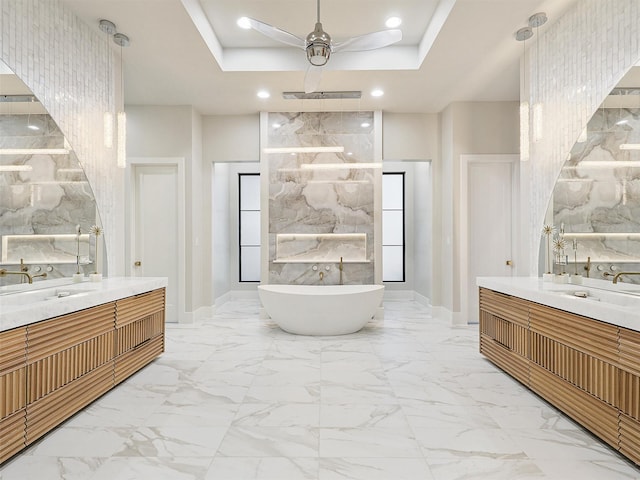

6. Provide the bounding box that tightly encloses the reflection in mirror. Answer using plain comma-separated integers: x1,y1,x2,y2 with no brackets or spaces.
546,67,640,284
0,61,102,287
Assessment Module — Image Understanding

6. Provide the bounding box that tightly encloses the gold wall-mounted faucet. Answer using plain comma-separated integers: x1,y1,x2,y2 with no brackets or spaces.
319,271,324,281
0,269,33,283
339,256,343,285
612,271,640,284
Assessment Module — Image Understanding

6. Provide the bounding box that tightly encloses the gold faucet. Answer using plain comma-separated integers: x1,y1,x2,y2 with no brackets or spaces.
584,256,591,278
0,269,33,283
339,256,343,285
319,271,324,281
612,271,640,284
32,272,48,281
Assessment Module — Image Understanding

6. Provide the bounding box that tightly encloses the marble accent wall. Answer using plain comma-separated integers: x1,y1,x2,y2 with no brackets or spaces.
0,114,98,284
0,0,121,274
524,0,640,275
553,105,640,281
263,112,379,285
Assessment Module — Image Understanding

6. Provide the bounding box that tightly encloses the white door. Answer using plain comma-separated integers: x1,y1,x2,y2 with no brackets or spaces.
466,157,515,323
132,165,179,322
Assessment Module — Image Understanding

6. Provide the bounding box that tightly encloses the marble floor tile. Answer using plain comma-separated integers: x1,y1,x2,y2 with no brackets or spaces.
319,457,434,480
0,456,106,480
116,426,228,457
91,456,212,480
412,427,529,460
233,403,320,427
216,426,319,457
319,427,423,458
205,457,318,480
2,298,639,480
320,404,408,428
426,458,546,480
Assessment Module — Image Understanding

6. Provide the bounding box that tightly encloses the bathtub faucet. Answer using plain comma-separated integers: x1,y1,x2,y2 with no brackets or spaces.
339,257,343,285
319,271,324,282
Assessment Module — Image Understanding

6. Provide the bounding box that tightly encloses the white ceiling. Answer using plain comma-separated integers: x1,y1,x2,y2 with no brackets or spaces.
54,0,582,115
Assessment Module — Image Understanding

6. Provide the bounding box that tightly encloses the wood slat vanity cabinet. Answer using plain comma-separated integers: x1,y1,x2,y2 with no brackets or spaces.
0,287,165,464
479,286,640,466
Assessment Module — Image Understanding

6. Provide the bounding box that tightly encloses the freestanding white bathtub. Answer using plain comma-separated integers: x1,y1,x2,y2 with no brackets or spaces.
258,284,385,336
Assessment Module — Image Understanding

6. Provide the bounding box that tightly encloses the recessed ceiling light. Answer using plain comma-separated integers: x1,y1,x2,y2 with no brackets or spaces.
371,89,384,97
385,16,402,28
272,123,281,128
237,17,252,29
361,122,371,128
347,152,353,156
257,90,270,99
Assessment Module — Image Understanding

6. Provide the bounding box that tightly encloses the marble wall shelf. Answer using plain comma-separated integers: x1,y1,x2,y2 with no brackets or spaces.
1,233,91,264
274,233,368,263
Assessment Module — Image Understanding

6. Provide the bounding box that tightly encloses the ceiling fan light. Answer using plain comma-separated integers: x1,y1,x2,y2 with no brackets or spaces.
306,43,331,66
306,22,331,66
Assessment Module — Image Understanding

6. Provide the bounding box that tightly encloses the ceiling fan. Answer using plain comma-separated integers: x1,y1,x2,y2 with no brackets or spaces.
243,0,402,93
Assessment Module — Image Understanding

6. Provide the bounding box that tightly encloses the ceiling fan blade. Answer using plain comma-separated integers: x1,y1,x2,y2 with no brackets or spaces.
247,17,305,49
304,65,323,93
332,29,402,53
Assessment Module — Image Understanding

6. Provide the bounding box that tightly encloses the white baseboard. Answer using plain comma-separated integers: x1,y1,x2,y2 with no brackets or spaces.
383,290,414,301
451,311,467,326
413,291,431,307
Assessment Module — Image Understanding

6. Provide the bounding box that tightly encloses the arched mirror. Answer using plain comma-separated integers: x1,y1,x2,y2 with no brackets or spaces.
0,60,102,286
543,67,640,284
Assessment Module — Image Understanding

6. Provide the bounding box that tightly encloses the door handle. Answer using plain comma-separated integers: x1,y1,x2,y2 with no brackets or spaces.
506,260,513,266
134,261,142,267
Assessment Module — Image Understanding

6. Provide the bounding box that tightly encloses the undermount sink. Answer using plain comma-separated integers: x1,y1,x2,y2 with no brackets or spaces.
0,283,98,306
556,288,640,308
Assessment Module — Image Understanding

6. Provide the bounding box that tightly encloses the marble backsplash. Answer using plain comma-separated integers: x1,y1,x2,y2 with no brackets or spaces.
0,114,99,286
266,112,378,285
553,106,640,281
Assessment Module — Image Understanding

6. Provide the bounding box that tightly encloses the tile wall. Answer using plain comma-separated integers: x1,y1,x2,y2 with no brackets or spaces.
525,0,640,275
0,0,121,273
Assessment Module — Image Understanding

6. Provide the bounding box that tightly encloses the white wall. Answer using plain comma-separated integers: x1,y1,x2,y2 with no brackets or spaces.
439,102,519,320
383,113,439,161
203,115,259,162
413,161,432,302
203,115,260,302
127,105,207,314
212,163,231,301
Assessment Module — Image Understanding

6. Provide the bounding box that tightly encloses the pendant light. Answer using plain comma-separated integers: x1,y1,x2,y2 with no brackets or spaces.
99,20,116,149
529,12,547,143
113,32,130,169
515,26,532,162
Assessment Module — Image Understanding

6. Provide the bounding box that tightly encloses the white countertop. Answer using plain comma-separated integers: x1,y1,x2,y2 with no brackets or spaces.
477,276,640,332
0,276,168,332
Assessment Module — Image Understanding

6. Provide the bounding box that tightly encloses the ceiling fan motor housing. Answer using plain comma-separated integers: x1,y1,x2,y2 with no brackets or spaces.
306,22,331,66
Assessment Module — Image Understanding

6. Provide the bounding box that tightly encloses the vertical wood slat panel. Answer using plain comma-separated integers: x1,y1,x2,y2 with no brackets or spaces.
529,303,619,364
530,331,618,407
26,332,115,404
25,362,114,445
0,327,27,419
530,363,621,450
